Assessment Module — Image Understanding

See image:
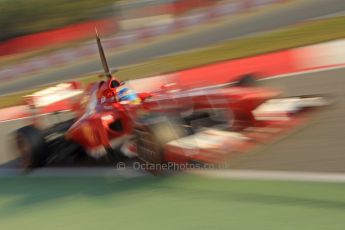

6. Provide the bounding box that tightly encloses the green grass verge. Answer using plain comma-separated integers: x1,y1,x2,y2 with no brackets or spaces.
1,16,345,108
0,175,345,229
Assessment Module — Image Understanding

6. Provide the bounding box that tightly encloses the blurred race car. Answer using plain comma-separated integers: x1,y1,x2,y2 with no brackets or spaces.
14,32,329,169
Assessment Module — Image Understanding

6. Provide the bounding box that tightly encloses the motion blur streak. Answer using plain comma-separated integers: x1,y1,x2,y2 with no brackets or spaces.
1,1,345,229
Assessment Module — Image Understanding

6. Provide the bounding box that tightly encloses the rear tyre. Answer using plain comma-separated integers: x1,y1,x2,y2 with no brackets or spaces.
15,125,50,168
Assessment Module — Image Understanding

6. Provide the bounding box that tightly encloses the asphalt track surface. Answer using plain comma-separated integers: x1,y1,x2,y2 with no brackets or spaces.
0,66,344,173
1,0,345,95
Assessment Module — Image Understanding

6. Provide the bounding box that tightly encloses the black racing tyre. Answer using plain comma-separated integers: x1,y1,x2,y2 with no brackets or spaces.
135,117,187,164
235,74,258,87
15,125,49,168
47,137,85,165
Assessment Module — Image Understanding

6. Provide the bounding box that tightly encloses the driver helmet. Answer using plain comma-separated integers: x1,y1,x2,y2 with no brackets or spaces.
116,85,140,104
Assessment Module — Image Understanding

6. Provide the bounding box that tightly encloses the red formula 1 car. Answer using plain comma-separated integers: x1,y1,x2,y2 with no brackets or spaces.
14,33,329,169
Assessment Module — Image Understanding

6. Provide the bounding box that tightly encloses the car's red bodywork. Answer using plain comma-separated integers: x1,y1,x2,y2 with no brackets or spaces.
64,76,280,160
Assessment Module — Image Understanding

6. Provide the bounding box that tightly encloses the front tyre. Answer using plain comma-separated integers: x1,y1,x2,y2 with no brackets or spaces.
135,117,187,164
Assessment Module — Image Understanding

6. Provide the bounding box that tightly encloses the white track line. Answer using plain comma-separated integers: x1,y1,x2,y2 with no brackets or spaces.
3,167,345,183
191,169,345,183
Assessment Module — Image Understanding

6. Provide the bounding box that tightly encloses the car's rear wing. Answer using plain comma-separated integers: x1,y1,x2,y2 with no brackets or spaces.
24,82,83,114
